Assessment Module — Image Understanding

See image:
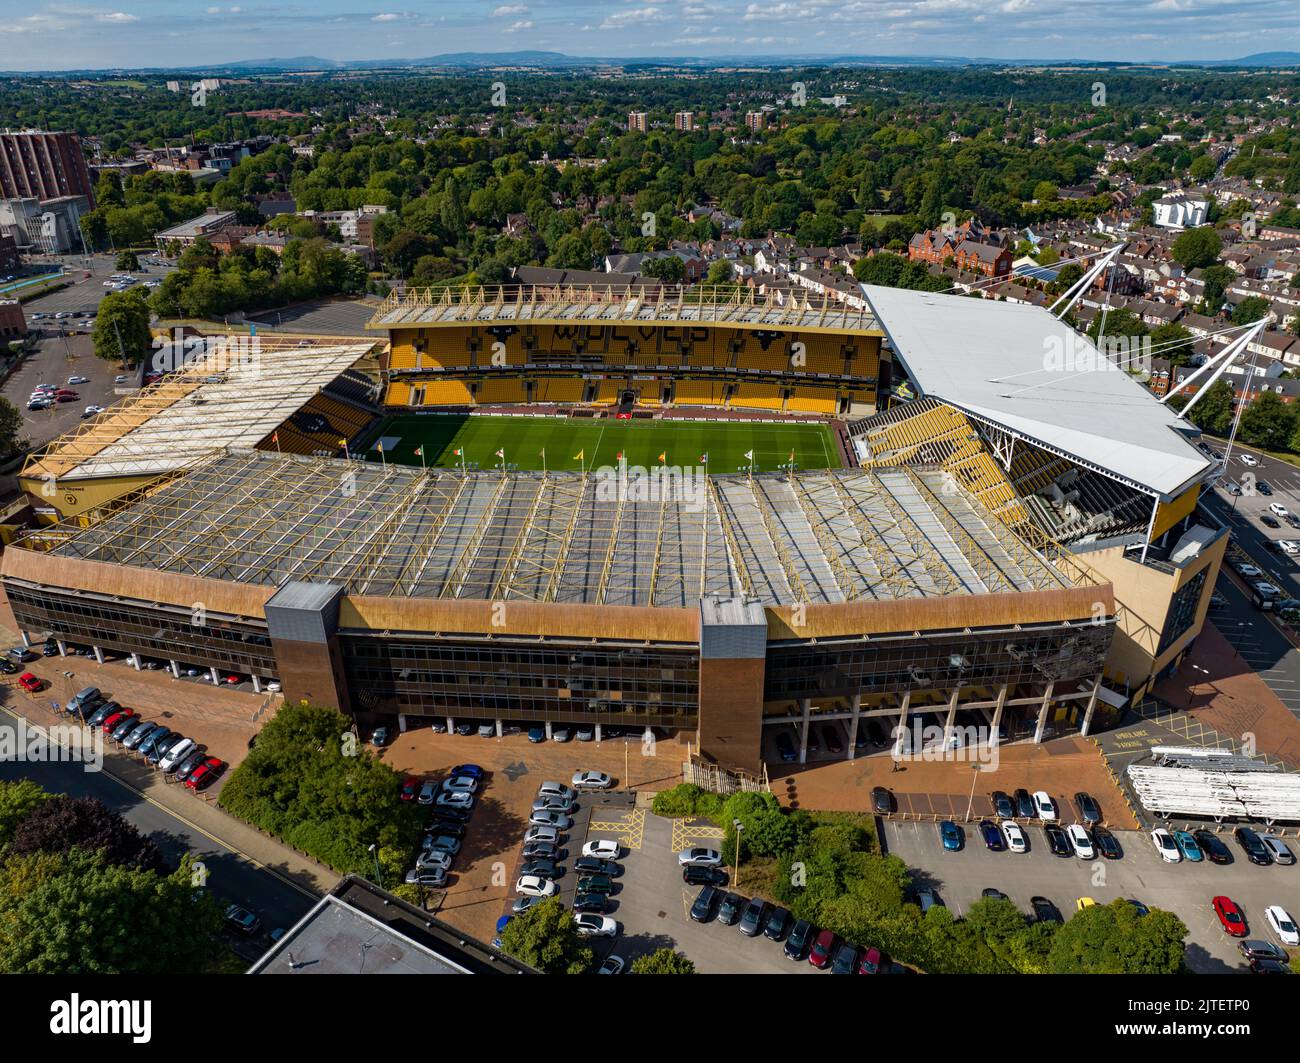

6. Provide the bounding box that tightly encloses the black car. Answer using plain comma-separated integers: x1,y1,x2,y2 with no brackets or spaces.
573,893,608,914
865,719,886,746
110,715,141,742
1092,826,1122,859
0,659,16,675
1250,958,1291,974
980,888,1008,902
1044,824,1071,857
433,804,472,824
1261,514,1281,528
41,640,59,657
683,864,728,887
717,892,744,926
1239,939,1289,962
762,906,791,941
1257,481,1273,496
1013,788,1035,818
574,856,619,877
738,897,768,937
784,919,815,960
1074,791,1101,824
453,722,474,736
690,885,719,923
1194,829,1232,865
137,727,171,756
871,786,893,814
520,859,559,879
224,904,262,936
1030,896,1062,924
830,942,860,974
173,747,208,781
991,790,1015,819
1235,827,1273,866
429,820,468,840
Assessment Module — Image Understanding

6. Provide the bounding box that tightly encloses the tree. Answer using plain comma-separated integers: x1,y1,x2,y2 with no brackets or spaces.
8,795,164,872
0,849,222,974
642,255,685,282
1200,264,1235,313
92,288,152,366
0,397,22,459
497,898,591,974
0,780,49,848
115,250,141,272
1232,296,1269,325
1168,377,1234,436
1047,900,1186,974
705,260,734,285
1170,226,1222,270
1239,390,1296,452
1148,322,1195,367
631,948,696,974
382,229,436,278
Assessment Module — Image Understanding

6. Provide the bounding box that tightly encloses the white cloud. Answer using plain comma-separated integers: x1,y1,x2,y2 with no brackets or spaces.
505,19,534,31
372,12,401,21
600,6,665,30
97,11,138,22
492,3,529,15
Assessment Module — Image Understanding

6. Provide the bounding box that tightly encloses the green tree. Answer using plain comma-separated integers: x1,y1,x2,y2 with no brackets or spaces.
1047,899,1186,974
1168,377,1234,436
92,288,152,366
642,255,685,282
1149,322,1195,367
1240,389,1296,452
630,948,696,974
1232,296,1269,325
1170,226,1222,270
497,898,591,974
0,397,23,458
0,780,49,848
1200,264,1235,313
115,250,141,272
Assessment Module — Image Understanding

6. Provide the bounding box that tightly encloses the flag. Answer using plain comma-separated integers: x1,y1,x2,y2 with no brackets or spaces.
743,449,754,461
413,446,423,456
573,449,584,461
700,452,708,463
789,449,795,462
338,437,347,447
539,448,546,458
453,447,463,456
657,451,666,463
495,448,504,459
376,440,384,453
616,451,623,461
271,431,279,444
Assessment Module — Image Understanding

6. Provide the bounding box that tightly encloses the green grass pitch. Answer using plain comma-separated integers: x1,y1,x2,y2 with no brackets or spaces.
367,413,841,473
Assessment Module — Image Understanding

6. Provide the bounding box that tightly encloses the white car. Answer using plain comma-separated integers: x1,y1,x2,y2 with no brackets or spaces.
572,770,613,790
1066,823,1094,860
574,914,618,937
436,790,474,810
416,849,451,871
515,874,557,898
441,775,478,794
1265,905,1299,947
597,955,625,975
1150,828,1182,863
537,780,575,800
1241,453,1260,467
528,809,571,829
1269,502,1289,518
1032,791,1057,820
114,375,129,384
82,405,104,418
159,737,195,772
68,375,90,385
417,780,437,805
582,839,620,860
1002,821,1028,853
524,825,560,846
677,847,723,867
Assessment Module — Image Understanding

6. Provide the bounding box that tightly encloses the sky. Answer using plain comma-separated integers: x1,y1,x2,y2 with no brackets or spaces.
0,0,1298,70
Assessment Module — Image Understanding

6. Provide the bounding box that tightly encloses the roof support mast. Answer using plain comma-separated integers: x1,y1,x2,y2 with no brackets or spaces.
1162,319,1268,417
1048,242,1126,320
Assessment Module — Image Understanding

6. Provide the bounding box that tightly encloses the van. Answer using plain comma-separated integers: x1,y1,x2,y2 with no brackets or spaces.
67,686,101,715
1261,835,1296,866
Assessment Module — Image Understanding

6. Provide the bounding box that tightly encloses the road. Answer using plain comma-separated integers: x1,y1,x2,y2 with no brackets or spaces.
0,706,317,938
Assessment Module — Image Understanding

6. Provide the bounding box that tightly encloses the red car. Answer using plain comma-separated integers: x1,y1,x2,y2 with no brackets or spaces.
808,928,837,969
222,674,242,685
17,672,44,693
185,757,225,791
101,708,135,734
400,776,419,802
857,946,884,974
1213,895,1248,937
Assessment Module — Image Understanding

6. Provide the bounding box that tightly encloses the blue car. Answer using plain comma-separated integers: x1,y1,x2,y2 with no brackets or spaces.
527,726,546,743
774,731,797,762
1173,830,1203,862
450,764,485,780
979,820,1005,851
492,914,511,949
940,820,963,852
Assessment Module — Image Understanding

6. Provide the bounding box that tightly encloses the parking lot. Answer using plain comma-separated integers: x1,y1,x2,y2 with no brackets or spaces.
19,253,174,318
882,818,1298,972
3,333,125,452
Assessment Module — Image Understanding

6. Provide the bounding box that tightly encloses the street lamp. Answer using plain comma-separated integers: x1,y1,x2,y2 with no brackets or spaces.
732,819,744,891
367,842,382,888
963,763,984,822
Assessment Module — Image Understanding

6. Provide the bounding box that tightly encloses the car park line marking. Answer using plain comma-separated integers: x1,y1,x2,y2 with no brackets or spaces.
587,807,646,850
670,817,724,851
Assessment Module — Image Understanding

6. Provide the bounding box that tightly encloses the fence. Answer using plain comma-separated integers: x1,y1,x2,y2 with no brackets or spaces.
681,757,769,795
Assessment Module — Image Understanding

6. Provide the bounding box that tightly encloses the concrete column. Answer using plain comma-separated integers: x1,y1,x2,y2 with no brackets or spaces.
93,646,104,664
846,693,862,762
251,674,262,694
208,665,219,684
398,713,407,733
1033,682,1055,744
170,660,180,678
1080,677,1102,737
893,691,911,760
943,688,959,749
798,697,811,764
594,723,601,742
57,640,67,656
495,719,504,738
990,684,1007,745
20,631,31,648
544,721,553,740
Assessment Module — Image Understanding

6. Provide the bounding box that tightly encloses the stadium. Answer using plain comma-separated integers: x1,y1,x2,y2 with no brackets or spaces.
0,282,1225,775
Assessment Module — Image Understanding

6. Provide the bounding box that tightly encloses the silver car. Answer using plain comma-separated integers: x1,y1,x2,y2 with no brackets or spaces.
528,809,572,829
531,795,576,814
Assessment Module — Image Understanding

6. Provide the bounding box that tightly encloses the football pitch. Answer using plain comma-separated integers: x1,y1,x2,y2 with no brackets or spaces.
367,414,841,473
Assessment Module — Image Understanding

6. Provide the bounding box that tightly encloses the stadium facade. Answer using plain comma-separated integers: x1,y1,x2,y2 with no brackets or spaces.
0,285,1224,774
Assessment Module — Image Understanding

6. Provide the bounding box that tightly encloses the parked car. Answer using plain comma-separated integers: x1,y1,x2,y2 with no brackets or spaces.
521,840,559,861
774,730,797,762
677,847,723,867
527,726,546,743
1073,791,1101,824
1194,829,1233,865
1239,939,1289,962
582,839,619,860
514,875,556,898
1092,826,1123,860
690,885,719,923
416,780,437,805
520,859,559,880
449,764,485,780
596,955,625,975
160,737,196,772
528,809,571,829
1030,896,1062,924
683,864,728,887
101,708,135,735
1067,824,1095,860
784,919,815,961
1214,895,1249,937
1173,830,1203,862
979,820,1005,851
991,790,1015,819
576,874,613,895
1265,905,1299,947
148,733,184,765
224,904,262,936
120,720,157,748
573,893,609,914
571,770,613,790
1002,821,1028,853
809,928,837,968
1013,788,1035,818
405,867,447,888
1261,835,1296,866
1235,827,1274,866
536,780,574,800
574,857,619,877
1151,828,1182,863
400,776,419,802
442,775,479,794
186,757,224,790
762,907,791,941
717,892,744,926
17,672,44,693
574,914,617,937
525,826,560,847
137,727,171,756
830,942,861,974
438,791,475,811
858,947,885,974
738,897,768,937
871,786,893,814
939,820,963,852
1032,791,1058,820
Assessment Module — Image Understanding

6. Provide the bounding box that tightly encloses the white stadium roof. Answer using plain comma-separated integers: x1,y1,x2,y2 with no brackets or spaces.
860,285,1213,499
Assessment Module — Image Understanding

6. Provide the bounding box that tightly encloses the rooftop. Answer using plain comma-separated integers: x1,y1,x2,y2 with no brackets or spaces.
860,284,1213,499
27,448,1073,608
23,340,375,482
367,283,882,336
